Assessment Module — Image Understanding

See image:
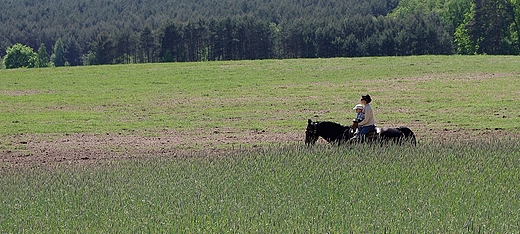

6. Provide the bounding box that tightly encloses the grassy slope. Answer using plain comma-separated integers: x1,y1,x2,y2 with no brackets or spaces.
0,56,519,136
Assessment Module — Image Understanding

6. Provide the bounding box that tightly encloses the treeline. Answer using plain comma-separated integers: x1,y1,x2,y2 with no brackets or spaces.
0,0,399,63
2,13,450,67
1,0,520,68
85,14,451,65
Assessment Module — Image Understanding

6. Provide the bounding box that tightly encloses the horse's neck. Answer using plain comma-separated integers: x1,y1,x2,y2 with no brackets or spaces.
323,122,345,128
318,122,350,137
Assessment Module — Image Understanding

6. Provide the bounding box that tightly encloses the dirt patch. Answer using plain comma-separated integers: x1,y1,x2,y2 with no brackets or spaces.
1,129,303,167
1,127,517,168
0,90,55,96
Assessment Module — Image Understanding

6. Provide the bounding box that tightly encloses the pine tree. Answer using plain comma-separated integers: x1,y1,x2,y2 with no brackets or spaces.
36,43,50,67
139,27,154,63
51,38,66,66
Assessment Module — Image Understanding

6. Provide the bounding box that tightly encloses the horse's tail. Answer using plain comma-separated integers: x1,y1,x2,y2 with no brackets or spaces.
398,127,417,146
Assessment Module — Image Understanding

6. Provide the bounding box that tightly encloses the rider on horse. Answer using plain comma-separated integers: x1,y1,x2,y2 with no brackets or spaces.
306,94,416,145
352,94,376,142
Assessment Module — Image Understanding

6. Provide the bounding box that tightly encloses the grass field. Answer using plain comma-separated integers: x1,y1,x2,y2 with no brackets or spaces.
1,55,519,136
1,56,519,232
1,140,519,232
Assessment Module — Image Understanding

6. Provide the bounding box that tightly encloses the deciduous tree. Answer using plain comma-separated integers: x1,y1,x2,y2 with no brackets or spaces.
3,43,37,69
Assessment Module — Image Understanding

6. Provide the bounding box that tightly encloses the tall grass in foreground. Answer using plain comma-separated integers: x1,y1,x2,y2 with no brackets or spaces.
1,138,519,233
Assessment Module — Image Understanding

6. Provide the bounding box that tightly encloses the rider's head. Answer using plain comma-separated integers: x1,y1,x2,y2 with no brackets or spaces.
361,94,372,104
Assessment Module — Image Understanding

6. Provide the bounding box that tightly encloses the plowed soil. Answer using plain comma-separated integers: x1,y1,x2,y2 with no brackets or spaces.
1,129,302,167
1,127,515,167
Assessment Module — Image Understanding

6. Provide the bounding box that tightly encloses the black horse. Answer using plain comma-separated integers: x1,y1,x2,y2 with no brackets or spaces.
305,119,353,146
305,119,416,146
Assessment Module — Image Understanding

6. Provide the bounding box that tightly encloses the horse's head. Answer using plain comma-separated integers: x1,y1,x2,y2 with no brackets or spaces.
305,119,319,145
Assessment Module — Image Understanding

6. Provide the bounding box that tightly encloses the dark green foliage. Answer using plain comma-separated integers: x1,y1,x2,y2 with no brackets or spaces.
139,27,155,63
1,0,519,65
114,28,138,64
36,43,49,68
394,0,520,55
90,32,115,65
0,0,398,61
51,39,66,67
467,0,519,54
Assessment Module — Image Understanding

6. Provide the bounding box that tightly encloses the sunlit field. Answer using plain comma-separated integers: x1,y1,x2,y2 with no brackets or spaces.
1,56,519,232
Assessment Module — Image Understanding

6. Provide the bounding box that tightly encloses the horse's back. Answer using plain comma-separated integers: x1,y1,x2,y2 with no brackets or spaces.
380,127,404,138
379,126,416,145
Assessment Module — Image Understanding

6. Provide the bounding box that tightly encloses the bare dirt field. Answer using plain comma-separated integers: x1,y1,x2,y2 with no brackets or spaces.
1,126,516,168
1,128,302,167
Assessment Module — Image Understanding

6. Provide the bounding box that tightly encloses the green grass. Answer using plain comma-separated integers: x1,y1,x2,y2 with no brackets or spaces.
1,56,519,136
1,56,520,232
1,139,519,232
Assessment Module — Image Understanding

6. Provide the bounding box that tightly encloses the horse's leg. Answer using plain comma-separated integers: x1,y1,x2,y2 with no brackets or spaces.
409,134,417,146
398,127,417,146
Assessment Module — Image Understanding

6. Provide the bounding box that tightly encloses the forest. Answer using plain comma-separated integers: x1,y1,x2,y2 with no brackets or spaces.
1,0,519,67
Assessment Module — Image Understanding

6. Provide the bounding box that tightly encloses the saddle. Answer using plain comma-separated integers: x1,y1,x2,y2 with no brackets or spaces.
366,126,379,139
350,121,379,140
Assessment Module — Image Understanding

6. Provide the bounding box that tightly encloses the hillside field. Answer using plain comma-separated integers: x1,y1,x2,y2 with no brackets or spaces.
0,56,519,232
1,55,519,162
